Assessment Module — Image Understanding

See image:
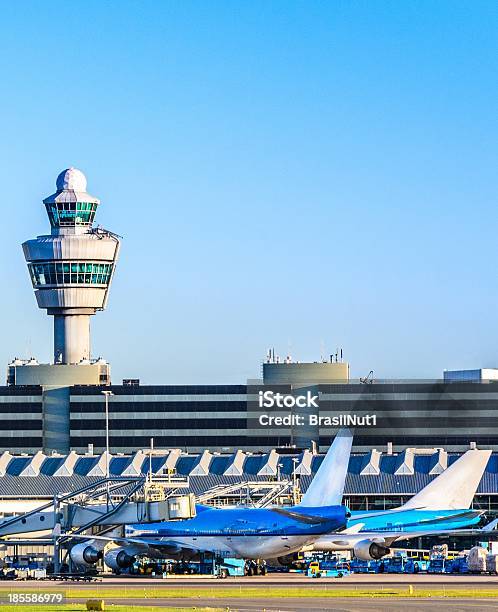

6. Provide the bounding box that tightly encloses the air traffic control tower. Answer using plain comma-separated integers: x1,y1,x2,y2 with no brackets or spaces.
7,168,120,452
23,168,120,366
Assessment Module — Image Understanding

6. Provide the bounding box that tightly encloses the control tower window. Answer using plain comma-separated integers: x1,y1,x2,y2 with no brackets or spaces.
45,202,98,227
28,261,113,286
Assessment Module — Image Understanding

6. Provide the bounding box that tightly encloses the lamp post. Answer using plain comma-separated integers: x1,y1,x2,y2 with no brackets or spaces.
292,457,298,487
101,390,113,503
292,457,299,504
277,462,284,506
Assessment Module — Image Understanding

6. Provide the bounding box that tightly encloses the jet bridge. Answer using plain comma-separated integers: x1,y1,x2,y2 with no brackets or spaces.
0,476,195,538
0,475,195,571
197,479,297,507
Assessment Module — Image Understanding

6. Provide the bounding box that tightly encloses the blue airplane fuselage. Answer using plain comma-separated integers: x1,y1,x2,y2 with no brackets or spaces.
349,508,482,533
127,504,348,558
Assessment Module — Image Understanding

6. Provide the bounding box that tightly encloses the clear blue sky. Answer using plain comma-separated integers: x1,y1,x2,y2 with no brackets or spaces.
0,1,496,383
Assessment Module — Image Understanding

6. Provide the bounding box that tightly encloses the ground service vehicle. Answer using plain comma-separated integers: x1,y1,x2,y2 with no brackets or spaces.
217,558,246,578
307,560,350,578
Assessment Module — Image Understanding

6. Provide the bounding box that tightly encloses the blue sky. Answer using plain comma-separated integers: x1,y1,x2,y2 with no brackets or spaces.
0,1,496,383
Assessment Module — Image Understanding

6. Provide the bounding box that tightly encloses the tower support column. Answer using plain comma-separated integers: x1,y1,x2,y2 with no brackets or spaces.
53,313,91,364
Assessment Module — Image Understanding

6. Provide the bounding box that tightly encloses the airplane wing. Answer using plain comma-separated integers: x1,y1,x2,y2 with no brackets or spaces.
362,520,498,547
62,532,183,554
270,508,336,525
339,523,365,534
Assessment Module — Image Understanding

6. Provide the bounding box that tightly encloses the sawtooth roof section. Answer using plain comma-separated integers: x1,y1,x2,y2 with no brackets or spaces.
223,450,246,476
257,449,279,476
278,456,295,474
74,456,99,476
8,457,31,476
360,449,382,476
163,449,181,472
243,455,262,475
394,449,415,476
175,455,196,474
19,451,47,477
294,450,313,475
110,456,130,475
0,452,13,477
87,452,112,477
53,451,79,477
0,451,495,496
208,455,228,475
190,450,213,476
150,456,167,474
121,451,146,477
428,449,448,475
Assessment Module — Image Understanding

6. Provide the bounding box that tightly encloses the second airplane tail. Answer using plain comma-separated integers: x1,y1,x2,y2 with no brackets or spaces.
399,448,491,511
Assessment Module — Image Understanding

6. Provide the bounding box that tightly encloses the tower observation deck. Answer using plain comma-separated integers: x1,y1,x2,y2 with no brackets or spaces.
23,168,120,365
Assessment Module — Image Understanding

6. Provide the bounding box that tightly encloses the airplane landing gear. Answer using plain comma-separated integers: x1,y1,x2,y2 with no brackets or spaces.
244,560,267,576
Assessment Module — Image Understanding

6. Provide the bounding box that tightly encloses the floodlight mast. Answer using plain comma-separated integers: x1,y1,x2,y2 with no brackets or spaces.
101,390,114,506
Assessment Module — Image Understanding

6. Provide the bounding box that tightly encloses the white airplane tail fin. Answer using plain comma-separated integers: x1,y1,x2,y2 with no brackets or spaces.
399,449,491,511
298,429,353,508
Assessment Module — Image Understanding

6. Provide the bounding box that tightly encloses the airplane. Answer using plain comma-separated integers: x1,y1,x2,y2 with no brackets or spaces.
298,447,492,562
68,434,493,571
68,431,353,572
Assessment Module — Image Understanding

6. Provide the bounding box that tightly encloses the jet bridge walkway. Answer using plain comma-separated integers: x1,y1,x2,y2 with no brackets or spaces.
0,476,193,537
197,479,295,507
0,475,196,573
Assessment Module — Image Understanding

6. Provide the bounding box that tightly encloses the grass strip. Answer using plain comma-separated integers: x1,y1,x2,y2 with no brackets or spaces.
0,585,498,599
0,605,222,612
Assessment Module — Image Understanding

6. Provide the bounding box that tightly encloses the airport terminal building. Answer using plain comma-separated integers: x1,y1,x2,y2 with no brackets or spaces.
0,445,497,515
2,378,498,454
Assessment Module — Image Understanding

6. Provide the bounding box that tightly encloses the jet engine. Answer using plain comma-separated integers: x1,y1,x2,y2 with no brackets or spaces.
353,539,390,561
276,554,297,567
70,542,103,567
276,553,307,570
104,547,136,571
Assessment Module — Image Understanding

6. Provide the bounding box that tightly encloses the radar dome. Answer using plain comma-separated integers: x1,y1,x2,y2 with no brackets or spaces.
56,167,87,192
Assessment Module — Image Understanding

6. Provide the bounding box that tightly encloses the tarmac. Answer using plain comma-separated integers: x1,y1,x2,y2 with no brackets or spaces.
4,574,498,610
67,597,498,611
44,572,498,586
